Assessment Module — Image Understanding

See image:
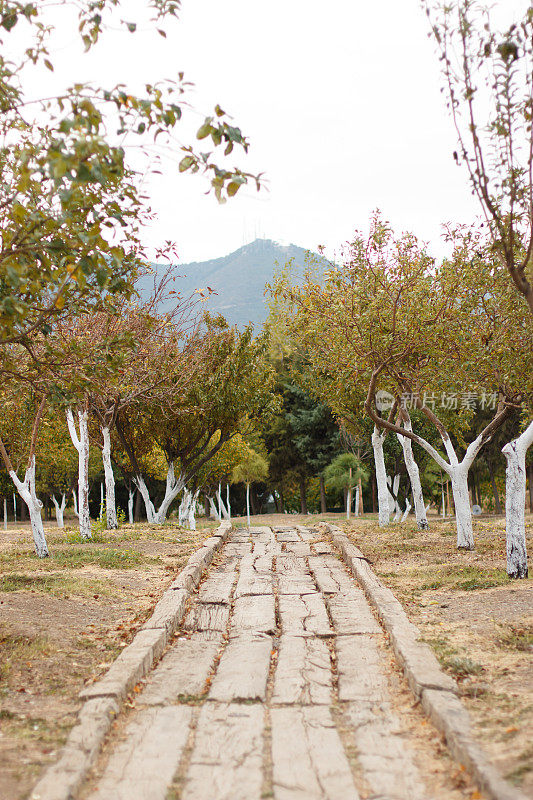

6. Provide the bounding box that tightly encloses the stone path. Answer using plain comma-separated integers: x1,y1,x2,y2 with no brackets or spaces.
81,526,434,800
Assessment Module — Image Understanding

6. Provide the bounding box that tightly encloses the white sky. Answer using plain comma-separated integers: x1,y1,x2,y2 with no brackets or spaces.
15,0,530,263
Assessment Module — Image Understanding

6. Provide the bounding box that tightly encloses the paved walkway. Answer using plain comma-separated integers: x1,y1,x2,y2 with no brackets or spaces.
83,526,432,800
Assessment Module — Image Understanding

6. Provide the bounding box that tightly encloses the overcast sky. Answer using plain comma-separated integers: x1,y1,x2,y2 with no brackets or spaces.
22,0,529,264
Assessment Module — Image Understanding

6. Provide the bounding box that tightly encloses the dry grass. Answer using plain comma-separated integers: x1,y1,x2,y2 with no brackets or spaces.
343,513,533,794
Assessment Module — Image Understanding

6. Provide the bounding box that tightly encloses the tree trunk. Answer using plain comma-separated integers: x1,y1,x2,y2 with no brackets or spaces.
135,462,184,524
128,488,135,524
299,478,308,515
246,482,251,527
401,497,412,522
188,490,199,530
488,464,502,514
353,485,360,517
346,486,351,520
391,474,401,522
101,426,118,529
502,420,533,579
358,477,364,514
10,456,49,557
178,489,191,527
208,496,220,521
3,498,7,530
66,408,92,540
250,486,258,516
318,475,327,513
397,424,428,529
528,463,533,514
226,484,231,521
216,487,230,520
51,493,66,528
449,467,474,550
134,488,142,521
13,493,16,523
372,426,390,526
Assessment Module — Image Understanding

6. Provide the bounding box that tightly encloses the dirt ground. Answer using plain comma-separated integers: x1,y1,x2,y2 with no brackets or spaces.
0,519,218,800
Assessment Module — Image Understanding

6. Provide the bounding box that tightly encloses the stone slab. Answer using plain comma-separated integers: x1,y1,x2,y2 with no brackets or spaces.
344,703,427,800
327,589,381,635
336,634,387,703
183,602,230,633
141,632,222,704
198,571,236,604
285,542,312,556
272,635,332,705
209,633,272,701
182,703,264,800
308,555,353,594
142,588,189,634
231,594,276,635
271,706,359,800
278,593,333,637
86,706,192,800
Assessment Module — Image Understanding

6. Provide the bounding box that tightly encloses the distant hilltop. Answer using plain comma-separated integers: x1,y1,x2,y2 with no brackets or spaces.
137,238,325,329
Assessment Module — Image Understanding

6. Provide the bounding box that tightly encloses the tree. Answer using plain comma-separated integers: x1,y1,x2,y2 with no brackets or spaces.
116,317,276,523
232,447,269,527
324,453,368,519
425,1,533,314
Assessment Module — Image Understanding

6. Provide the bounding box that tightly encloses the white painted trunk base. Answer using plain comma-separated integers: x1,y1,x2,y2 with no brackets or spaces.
128,488,135,525
66,408,92,540
449,468,474,550
372,427,390,526
397,423,428,529
101,427,118,529
52,493,66,528
502,419,533,579
134,462,185,524
10,457,49,557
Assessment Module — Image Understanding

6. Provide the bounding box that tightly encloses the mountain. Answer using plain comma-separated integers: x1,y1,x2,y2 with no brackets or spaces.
137,239,321,329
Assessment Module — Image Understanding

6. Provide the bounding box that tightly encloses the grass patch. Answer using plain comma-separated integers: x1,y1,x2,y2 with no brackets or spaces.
50,547,148,569
0,572,117,598
495,622,533,652
0,628,50,683
416,564,510,592
443,656,484,678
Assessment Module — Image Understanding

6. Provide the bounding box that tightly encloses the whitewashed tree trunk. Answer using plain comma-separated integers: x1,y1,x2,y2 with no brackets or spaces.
246,482,251,527
134,463,184,524
208,495,220,521
353,485,360,517
346,486,352,520
397,423,428,529
72,489,79,518
372,426,390,526
66,408,91,540
10,456,49,558
3,498,7,530
226,483,231,521
101,427,118,529
216,487,230,520
178,489,191,527
128,487,135,524
502,419,533,579
99,482,104,519
188,490,199,530
391,474,401,522
133,474,156,523
449,466,474,549
401,497,412,522
52,493,66,528
13,493,16,523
